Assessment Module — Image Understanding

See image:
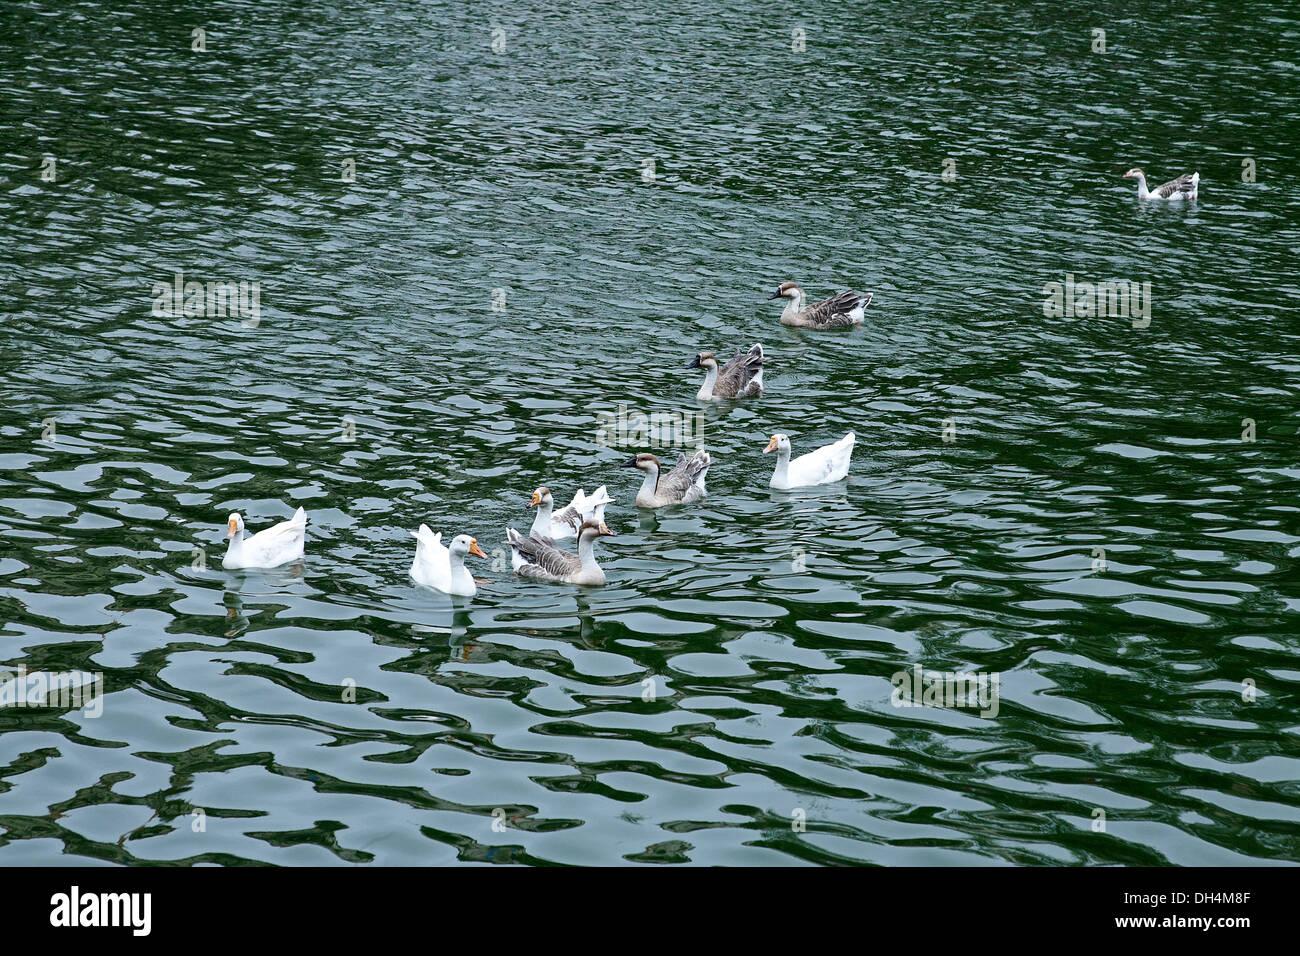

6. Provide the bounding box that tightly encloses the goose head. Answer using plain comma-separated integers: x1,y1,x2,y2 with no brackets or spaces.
762,434,791,454
687,351,719,370
1122,168,1145,181
577,519,616,542
767,281,801,301
530,486,553,508
449,534,487,559
226,512,245,538
621,453,660,473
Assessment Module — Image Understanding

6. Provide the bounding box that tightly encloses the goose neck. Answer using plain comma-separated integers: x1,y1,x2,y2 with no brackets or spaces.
638,465,660,502
531,498,554,534
782,290,805,319
771,446,791,483
698,364,719,400
577,534,600,570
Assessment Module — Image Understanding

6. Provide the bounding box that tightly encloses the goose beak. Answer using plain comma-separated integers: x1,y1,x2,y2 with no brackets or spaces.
529,491,540,507
599,522,615,537
227,517,238,537
766,291,782,300
621,456,639,468
469,540,487,558
686,355,701,369
762,436,778,454
1122,171,1133,178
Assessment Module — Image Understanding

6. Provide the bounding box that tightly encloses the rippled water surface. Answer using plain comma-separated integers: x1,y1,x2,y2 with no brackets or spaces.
2,0,1299,865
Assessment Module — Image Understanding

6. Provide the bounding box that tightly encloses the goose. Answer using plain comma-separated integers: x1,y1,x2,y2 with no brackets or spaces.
687,344,765,400
410,525,487,596
767,282,872,329
763,432,854,489
1123,168,1199,201
507,519,615,585
622,449,710,507
529,485,613,539
223,507,307,569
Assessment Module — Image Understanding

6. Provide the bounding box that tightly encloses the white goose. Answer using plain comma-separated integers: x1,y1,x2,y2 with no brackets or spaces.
1123,168,1199,201
529,485,613,540
410,525,487,596
223,507,307,569
507,519,615,586
763,432,854,489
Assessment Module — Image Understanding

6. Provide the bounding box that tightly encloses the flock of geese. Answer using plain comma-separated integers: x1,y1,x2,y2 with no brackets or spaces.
222,166,1201,595
220,280,867,594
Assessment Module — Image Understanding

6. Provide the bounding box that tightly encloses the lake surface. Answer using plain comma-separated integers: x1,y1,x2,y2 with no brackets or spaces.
2,0,1298,865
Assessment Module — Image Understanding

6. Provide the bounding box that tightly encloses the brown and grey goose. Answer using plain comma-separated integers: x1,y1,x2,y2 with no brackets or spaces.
687,344,765,400
767,282,872,329
507,519,615,585
621,449,710,507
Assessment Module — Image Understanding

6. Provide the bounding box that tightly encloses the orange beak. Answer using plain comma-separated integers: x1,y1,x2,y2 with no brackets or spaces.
599,522,615,537
762,436,778,454
468,539,487,558
227,517,239,537
529,491,540,507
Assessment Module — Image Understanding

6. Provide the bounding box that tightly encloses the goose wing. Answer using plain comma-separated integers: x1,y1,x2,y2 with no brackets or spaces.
714,344,765,397
802,291,869,328
584,485,613,512
412,526,450,585
1156,173,1196,198
791,433,854,485
656,450,710,501
508,527,582,578
547,487,582,530
550,502,585,533
247,507,307,562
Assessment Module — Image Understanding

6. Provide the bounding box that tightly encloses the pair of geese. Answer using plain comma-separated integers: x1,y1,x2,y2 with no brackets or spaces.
688,280,873,401
220,280,868,594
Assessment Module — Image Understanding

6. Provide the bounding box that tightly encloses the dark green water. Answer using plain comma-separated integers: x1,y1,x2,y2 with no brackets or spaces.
2,0,1298,865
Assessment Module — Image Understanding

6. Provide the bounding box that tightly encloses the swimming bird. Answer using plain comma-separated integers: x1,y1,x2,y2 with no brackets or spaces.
1123,168,1199,201
529,485,613,539
767,282,872,329
622,449,711,507
763,432,854,489
687,345,765,400
410,525,487,596
223,507,307,569
507,519,615,585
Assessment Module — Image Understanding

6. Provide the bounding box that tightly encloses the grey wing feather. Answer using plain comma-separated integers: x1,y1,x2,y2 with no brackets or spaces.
656,450,710,501
509,528,581,578
1157,174,1195,198
713,344,764,397
550,504,582,531
802,291,864,328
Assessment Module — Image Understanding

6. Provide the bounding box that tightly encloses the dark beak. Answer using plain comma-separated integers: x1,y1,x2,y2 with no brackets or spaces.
621,456,639,468
686,355,701,369
766,292,781,300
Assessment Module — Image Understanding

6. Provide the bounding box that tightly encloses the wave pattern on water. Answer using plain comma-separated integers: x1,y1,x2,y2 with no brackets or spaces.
1,0,1298,865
